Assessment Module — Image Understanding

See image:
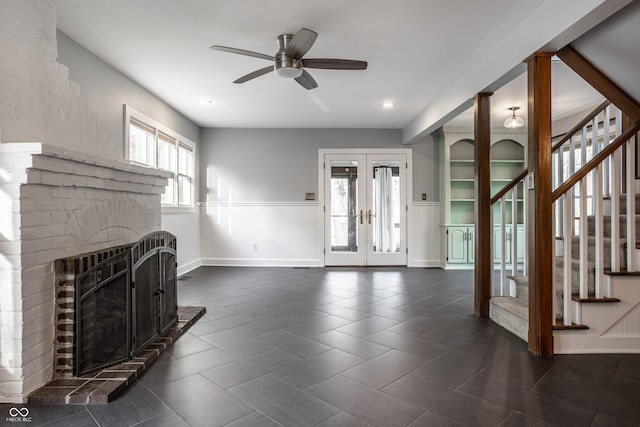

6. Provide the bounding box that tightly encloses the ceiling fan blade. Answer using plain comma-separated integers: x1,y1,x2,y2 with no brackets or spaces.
233,66,274,84
302,58,368,70
210,45,274,61
295,69,318,90
285,28,318,59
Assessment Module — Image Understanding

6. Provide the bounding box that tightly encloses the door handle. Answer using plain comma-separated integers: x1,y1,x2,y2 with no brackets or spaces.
353,210,363,224
368,209,375,224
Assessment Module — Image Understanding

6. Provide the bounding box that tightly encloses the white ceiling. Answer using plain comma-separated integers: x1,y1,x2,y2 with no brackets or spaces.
54,0,617,133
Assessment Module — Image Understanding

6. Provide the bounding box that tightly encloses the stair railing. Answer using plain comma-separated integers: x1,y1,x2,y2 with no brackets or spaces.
491,170,527,296
552,119,640,325
489,101,615,298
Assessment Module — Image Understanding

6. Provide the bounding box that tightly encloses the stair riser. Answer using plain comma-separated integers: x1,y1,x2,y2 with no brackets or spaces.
616,193,640,215
586,215,640,240
569,236,627,270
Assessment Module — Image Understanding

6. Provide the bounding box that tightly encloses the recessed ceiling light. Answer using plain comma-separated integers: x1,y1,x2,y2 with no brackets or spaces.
199,98,215,106
381,101,396,109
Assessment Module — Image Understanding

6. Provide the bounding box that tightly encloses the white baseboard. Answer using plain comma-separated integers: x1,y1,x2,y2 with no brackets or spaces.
200,257,323,267
177,259,202,276
410,259,442,268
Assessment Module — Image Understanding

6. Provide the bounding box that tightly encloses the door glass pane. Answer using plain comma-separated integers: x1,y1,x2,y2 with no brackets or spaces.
372,160,401,253
330,160,358,252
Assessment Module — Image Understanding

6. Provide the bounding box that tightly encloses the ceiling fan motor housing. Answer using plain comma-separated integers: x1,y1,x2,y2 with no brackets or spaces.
275,34,303,78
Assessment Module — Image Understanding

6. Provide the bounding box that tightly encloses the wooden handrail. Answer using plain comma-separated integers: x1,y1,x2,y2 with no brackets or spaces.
490,169,528,205
557,46,640,121
552,121,640,202
551,100,611,152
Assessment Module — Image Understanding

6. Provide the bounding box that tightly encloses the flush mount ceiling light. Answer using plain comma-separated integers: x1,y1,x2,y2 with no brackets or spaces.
504,106,524,128
381,101,396,109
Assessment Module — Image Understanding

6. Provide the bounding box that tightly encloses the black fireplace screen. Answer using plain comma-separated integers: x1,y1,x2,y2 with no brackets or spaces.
75,231,177,376
76,252,130,375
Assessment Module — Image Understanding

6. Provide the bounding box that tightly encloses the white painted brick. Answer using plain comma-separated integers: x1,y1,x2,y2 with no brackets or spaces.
0,325,21,343
50,187,74,199
0,369,20,382
0,379,24,395
20,185,50,199
22,263,50,283
22,342,53,370
23,362,52,395
51,234,76,251
0,241,21,255
22,288,54,314
31,155,74,174
21,249,55,270
56,62,69,81
36,199,64,212
0,210,21,232
22,307,54,336
22,319,53,352
0,308,22,329
0,254,21,271
0,99,16,119
20,223,65,240
0,183,23,199
20,211,51,227
21,238,52,255
39,171,65,186
25,169,44,184
0,340,22,367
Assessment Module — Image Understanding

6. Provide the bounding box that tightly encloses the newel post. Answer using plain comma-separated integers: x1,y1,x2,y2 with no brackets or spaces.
526,52,554,357
474,92,493,318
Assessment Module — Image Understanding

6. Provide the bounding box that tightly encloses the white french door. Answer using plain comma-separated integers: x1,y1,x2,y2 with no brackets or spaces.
323,152,407,266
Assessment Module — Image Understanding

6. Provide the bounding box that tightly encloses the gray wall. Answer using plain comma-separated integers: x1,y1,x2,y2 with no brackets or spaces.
411,134,439,202
199,127,439,203
572,0,640,106
55,31,202,270
56,31,200,156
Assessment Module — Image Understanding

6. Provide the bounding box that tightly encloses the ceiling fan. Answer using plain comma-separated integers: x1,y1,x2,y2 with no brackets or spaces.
210,28,367,90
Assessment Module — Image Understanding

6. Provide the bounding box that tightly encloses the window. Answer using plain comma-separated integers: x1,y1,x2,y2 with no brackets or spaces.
125,106,195,207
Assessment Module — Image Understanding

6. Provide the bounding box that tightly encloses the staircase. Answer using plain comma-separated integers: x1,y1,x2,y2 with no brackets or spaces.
489,101,640,354
491,192,640,352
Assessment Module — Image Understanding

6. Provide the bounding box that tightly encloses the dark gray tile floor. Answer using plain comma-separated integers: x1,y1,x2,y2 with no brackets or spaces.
3,266,640,426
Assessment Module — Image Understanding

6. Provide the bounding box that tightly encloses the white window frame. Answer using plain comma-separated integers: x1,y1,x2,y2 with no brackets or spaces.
124,105,196,211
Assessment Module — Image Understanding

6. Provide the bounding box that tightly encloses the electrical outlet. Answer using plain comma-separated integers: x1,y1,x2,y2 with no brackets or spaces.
252,242,258,251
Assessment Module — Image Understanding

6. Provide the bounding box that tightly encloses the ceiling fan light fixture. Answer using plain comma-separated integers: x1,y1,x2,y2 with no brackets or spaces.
504,107,524,128
275,55,303,78
275,65,303,79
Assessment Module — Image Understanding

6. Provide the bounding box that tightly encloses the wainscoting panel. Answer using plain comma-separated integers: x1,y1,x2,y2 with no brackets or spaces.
200,202,323,267
410,202,441,267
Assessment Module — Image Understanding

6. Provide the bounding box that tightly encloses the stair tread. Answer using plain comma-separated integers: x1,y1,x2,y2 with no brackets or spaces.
571,295,621,303
553,321,589,330
604,270,640,276
490,296,528,319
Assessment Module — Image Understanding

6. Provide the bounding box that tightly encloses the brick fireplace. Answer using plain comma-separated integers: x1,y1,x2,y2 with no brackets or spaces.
0,143,171,403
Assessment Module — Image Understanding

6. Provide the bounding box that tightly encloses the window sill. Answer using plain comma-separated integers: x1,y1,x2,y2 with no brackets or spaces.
161,205,196,214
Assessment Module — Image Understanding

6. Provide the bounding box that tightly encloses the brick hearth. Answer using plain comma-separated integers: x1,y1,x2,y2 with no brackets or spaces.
28,306,205,404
